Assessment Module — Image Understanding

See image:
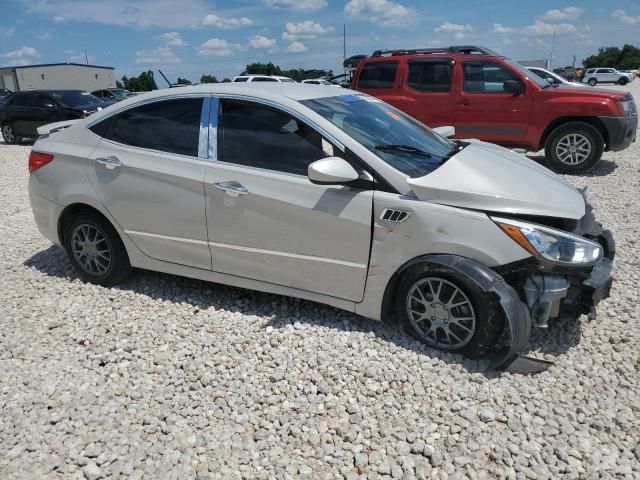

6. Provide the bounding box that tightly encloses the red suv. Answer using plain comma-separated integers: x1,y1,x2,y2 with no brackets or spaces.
351,46,637,174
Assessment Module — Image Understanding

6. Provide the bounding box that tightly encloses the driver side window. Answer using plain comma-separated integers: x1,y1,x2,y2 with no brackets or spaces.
463,61,522,93
218,100,336,176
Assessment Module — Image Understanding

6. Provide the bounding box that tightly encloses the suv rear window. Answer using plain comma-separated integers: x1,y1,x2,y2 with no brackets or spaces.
357,62,398,89
407,60,452,92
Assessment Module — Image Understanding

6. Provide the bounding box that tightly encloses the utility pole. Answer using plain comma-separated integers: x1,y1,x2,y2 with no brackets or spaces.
84,50,89,65
548,31,556,70
343,24,346,76
572,55,576,67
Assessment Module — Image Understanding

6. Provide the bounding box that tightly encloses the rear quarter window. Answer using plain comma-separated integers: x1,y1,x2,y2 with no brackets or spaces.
357,62,398,89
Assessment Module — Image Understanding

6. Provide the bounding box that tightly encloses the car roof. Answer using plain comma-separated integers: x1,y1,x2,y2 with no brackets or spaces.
15,89,85,94
102,83,352,102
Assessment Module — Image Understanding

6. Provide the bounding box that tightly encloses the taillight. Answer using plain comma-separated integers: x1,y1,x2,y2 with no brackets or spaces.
28,151,54,172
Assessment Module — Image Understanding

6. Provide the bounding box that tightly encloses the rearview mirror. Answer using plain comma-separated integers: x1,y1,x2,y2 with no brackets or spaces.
308,157,359,185
433,126,455,138
503,79,523,96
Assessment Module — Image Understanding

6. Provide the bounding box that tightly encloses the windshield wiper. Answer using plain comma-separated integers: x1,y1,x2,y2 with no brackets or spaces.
374,144,433,158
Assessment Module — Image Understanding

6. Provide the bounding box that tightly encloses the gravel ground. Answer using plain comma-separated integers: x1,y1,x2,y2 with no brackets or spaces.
1,83,639,480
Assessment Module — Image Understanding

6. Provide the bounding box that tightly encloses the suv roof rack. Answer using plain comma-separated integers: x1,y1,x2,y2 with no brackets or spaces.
371,45,499,57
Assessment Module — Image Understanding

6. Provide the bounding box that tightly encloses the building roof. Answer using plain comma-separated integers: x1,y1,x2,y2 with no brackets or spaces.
0,62,114,71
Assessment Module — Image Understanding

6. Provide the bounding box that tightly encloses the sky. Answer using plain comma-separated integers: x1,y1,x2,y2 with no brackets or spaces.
1,0,639,85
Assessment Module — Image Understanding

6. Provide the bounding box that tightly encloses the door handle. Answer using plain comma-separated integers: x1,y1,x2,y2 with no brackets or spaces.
96,156,123,170
213,181,249,195
457,99,470,106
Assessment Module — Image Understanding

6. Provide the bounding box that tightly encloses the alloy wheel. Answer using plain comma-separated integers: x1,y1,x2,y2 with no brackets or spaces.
555,133,592,165
70,223,112,276
405,277,476,350
2,125,15,143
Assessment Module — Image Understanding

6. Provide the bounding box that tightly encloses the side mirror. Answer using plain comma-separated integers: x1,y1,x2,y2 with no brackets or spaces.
503,79,523,96
433,126,455,138
308,157,359,185
41,102,57,110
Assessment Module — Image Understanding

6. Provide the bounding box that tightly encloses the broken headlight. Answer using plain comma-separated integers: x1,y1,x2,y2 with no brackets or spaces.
493,217,602,266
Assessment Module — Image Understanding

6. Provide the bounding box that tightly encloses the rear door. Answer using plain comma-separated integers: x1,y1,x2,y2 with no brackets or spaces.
454,60,533,144
8,93,34,137
354,60,400,105
86,95,211,269
204,98,373,302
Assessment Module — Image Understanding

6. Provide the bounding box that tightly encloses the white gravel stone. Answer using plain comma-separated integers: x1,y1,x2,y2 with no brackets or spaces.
0,82,638,478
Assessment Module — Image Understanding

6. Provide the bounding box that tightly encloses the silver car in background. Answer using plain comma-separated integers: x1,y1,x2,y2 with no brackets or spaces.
28,84,614,371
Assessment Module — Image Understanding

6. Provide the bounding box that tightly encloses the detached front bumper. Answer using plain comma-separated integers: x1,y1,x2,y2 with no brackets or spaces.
579,258,613,311
599,115,637,151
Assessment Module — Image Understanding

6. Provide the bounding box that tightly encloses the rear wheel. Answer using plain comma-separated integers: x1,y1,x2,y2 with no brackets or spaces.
63,212,131,286
396,262,504,358
2,123,16,144
544,122,604,174
588,78,597,86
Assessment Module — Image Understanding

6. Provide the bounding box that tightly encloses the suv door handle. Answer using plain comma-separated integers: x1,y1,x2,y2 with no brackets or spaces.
457,99,470,106
213,181,249,196
96,156,123,170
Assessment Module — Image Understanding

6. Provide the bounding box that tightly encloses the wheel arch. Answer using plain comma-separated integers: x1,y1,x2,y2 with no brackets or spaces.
539,117,608,150
381,254,532,369
57,203,117,246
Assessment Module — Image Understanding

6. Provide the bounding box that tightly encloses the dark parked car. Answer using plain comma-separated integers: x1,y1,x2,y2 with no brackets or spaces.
92,88,135,102
1,90,105,144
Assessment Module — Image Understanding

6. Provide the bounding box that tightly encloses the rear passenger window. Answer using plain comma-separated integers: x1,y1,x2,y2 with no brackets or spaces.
101,98,202,156
357,62,398,89
12,94,31,107
407,61,453,92
463,61,521,93
219,100,327,176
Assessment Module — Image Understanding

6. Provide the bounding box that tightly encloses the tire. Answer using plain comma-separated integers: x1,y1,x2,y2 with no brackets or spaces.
544,122,604,174
63,212,131,286
588,78,597,86
396,262,504,358
2,123,16,144
618,77,628,85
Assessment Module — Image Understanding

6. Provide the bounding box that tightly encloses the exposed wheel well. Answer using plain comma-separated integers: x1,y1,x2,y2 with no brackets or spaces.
539,117,608,150
57,203,114,245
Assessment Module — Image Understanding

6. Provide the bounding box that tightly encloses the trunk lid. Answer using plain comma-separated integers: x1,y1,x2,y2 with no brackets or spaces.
407,140,585,219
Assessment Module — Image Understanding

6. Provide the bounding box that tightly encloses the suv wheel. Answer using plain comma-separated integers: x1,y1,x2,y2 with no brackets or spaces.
2,123,16,144
618,77,629,85
63,212,131,286
396,262,503,358
545,122,604,174
588,78,597,86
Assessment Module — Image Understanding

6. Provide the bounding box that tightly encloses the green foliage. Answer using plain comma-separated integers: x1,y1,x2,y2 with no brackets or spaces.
200,74,218,83
583,44,640,70
176,77,192,85
242,62,305,79
221,78,231,83
120,71,158,91
116,80,124,89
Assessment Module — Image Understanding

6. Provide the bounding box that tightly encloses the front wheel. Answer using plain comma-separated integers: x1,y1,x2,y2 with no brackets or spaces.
587,78,597,86
396,263,504,358
2,123,16,144
544,122,604,174
618,77,628,85
63,212,131,286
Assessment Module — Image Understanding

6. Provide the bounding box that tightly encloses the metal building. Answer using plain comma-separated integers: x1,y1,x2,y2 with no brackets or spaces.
0,63,115,92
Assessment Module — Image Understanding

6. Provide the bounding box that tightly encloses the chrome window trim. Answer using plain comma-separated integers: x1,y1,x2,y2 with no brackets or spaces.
198,96,211,159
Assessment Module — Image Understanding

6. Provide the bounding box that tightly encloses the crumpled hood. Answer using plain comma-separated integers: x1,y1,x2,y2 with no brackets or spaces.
407,140,585,220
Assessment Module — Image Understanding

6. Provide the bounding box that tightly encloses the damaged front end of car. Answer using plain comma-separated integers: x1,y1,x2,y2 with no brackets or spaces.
490,191,615,373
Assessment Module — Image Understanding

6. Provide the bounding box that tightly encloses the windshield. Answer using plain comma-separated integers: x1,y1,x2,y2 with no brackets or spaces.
50,91,103,108
301,94,457,178
503,59,549,88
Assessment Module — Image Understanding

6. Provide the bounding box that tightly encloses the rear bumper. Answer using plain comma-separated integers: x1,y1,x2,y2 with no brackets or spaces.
599,115,637,151
28,183,61,246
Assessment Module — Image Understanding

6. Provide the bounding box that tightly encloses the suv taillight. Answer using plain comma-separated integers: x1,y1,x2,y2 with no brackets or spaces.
28,151,54,172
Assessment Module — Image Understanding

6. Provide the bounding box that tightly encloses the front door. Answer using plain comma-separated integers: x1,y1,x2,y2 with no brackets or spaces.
454,60,533,145
86,96,211,269
205,98,373,302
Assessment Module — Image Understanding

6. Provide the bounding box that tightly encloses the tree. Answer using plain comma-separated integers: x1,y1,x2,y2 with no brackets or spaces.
221,78,232,83
120,71,157,92
116,80,124,88
200,74,218,83
176,77,192,85
583,44,640,69
242,62,306,79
